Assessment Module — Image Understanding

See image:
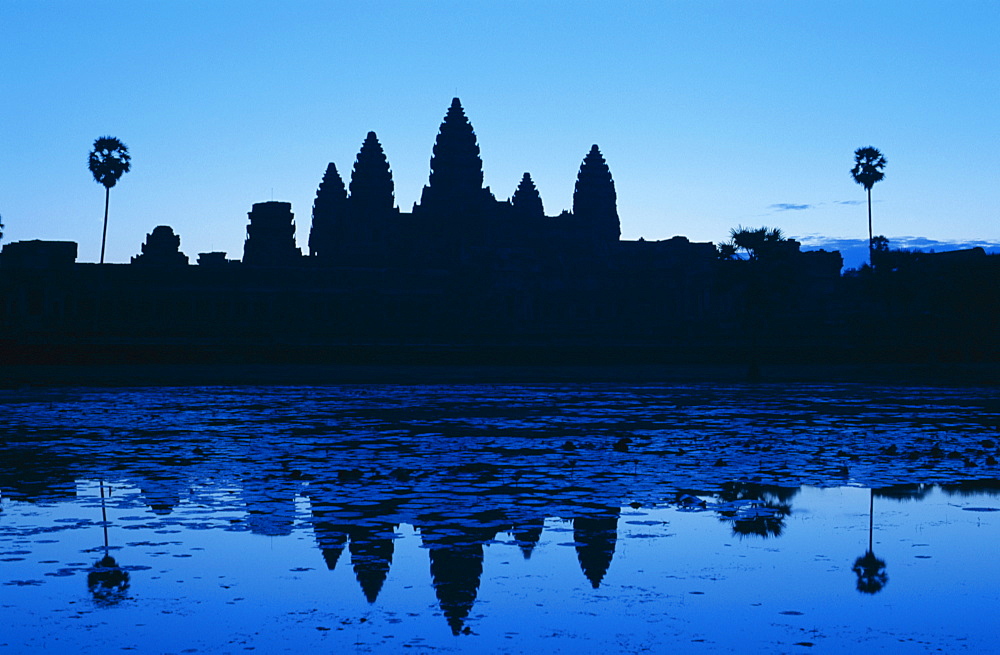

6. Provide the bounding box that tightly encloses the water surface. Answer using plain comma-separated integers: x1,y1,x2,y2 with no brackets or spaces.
2,383,998,652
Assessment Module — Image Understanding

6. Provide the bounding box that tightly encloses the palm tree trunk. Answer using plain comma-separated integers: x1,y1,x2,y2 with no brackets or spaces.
100,479,109,553
100,186,110,264
867,188,873,268
868,489,874,553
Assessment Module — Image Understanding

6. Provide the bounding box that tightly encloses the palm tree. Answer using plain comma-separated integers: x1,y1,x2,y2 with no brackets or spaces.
850,146,887,268
88,136,131,264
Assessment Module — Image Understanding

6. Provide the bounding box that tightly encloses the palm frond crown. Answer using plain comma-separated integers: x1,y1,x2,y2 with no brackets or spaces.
850,146,886,191
88,136,131,189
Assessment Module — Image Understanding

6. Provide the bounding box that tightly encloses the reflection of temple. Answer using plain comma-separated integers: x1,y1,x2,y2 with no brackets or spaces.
304,480,624,634
0,449,77,502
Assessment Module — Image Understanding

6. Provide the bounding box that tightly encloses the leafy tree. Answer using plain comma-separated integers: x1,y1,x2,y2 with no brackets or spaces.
716,241,738,260
727,226,789,262
718,226,797,379
851,146,887,267
870,234,890,270
88,136,131,264
715,482,796,539
870,234,889,253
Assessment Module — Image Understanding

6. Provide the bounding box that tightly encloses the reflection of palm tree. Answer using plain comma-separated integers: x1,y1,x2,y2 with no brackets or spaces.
852,489,888,594
852,551,888,594
850,146,887,267
88,136,131,264
88,480,130,605
88,554,130,606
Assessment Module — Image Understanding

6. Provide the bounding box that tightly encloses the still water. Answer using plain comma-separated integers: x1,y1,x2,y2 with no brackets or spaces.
2,383,999,653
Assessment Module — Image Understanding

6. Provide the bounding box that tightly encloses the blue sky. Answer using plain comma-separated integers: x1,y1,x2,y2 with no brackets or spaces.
1,1,997,268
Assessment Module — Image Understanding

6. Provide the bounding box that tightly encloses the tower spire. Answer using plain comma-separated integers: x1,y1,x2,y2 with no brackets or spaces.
572,145,620,243
417,98,491,216
511,172,544,220
308,162,347,258
349,131,395,215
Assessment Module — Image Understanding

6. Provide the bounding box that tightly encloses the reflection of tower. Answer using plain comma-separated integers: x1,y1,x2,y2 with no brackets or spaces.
312,520,348,570
573,506,620,589
511,517,545,560
420,519,501,635
140,475,185,516
348,523,397,603
853,489,888,594
242,476,297,537
309,486,349,570
307,486,404,603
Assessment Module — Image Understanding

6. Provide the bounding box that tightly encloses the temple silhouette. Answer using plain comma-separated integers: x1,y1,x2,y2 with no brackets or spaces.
1,98,998,367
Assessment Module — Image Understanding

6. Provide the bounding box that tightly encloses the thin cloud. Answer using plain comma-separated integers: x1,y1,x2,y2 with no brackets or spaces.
769,203,813,211
834,200,865,206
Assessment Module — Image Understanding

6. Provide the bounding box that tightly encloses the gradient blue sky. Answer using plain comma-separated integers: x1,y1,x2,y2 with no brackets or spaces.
2,1,997,267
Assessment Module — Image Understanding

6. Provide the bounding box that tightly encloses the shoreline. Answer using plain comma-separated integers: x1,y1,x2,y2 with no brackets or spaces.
2,362,998,388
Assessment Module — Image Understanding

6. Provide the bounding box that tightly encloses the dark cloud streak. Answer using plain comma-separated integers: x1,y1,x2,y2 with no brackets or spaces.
769,203,813,211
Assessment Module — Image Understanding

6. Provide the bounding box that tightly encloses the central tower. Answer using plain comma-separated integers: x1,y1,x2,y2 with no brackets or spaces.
416,98,494,222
